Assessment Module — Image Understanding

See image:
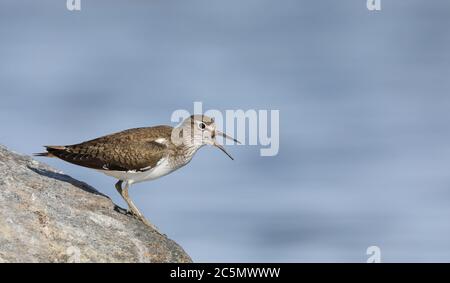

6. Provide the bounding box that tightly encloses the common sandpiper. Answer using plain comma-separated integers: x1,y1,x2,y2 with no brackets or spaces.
35,115,239,229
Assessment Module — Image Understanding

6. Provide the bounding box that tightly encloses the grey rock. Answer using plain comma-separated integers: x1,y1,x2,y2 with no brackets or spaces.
0,145,191,263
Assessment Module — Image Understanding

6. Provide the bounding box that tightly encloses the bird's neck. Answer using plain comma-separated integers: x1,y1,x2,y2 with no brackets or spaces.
169,143,203,168
180,143,203,158
168,125,204,165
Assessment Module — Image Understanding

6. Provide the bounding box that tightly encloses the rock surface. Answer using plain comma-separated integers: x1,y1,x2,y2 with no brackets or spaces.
0,145,191,263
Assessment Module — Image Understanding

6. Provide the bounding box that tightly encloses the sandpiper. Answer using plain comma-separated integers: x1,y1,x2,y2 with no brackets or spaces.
35,115,239,228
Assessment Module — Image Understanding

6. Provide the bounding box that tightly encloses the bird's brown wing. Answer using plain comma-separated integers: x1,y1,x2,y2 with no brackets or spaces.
42,126,173,172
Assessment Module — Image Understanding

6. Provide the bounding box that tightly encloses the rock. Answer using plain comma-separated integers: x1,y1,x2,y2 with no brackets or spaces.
0,145,191,263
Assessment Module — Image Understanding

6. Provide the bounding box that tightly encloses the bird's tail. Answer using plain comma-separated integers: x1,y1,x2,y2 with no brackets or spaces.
33,152,52,157
33,146,64,157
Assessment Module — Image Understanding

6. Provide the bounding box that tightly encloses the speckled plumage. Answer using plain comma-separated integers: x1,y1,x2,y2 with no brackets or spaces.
41,126,174,172
35,115,235,229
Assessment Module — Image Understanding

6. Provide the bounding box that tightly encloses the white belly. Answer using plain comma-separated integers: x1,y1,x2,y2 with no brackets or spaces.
97,158,175,184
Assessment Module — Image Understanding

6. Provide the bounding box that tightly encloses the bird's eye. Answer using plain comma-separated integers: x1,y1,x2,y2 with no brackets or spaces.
198,122,206,130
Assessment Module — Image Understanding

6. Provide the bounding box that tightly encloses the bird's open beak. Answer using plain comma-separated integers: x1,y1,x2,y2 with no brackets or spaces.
212,130,240,160
213,142,234,160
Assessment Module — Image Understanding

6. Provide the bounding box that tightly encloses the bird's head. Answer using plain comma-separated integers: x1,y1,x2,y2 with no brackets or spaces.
176,115,239,160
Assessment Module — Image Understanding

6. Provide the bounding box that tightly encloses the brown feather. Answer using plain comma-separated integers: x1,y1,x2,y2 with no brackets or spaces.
40,126,173,172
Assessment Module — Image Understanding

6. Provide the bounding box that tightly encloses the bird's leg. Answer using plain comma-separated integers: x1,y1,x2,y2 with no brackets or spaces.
115,180,124,194
114,180,126,213
114,180,157,230
115,180,143,218
121,181,145,219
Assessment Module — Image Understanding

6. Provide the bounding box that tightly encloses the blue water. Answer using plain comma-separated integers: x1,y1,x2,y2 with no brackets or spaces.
1,0,450,262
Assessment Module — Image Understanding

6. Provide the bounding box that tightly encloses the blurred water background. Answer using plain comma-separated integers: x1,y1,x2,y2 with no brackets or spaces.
1,0,450,262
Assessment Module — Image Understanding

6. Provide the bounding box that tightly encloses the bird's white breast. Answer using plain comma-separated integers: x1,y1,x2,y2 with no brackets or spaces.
97,158,174,184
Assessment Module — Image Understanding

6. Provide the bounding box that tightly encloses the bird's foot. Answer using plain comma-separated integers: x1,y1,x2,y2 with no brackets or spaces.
127,210,161,233
126,209,139,218
113,205,129,215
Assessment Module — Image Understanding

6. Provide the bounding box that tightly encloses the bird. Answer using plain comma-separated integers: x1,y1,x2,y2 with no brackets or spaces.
34,115,239,229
